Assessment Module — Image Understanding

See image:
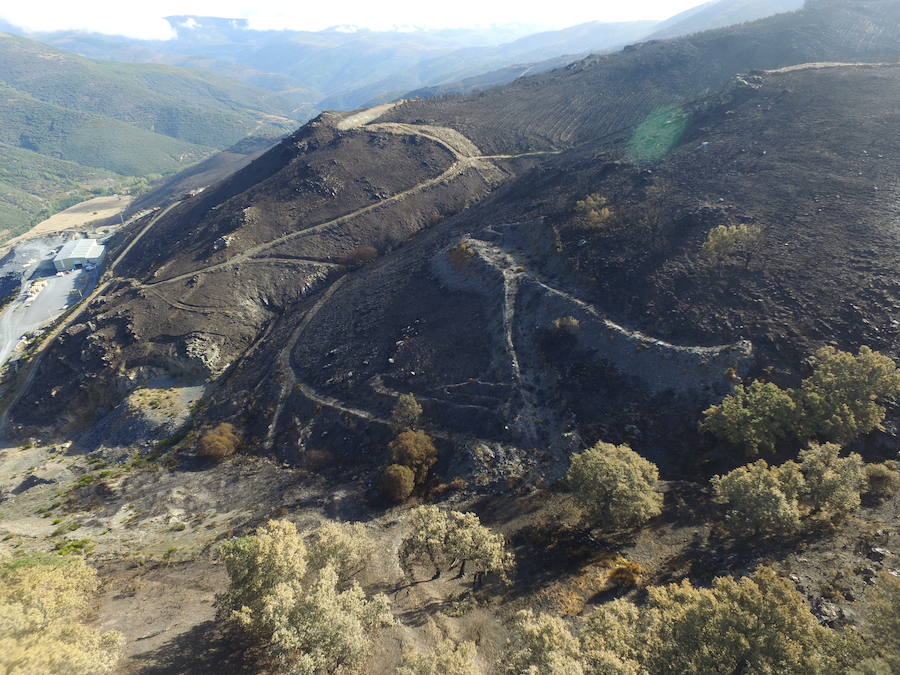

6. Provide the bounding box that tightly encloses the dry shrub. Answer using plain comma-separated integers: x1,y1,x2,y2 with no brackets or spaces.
302,449,335,472
381,464,415,503
447,241,475,271
575,194,614,229
552,316,580,334
701,223,764,267
339,246,378,267
550,316,580,347
865,461,900,502
199,422,241,460
554,589,587,617
429,477,467,498
607,560,644,589
389,430,438,484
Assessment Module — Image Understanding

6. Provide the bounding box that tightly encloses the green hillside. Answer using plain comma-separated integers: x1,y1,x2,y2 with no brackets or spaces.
0,32,299,244
0,142,120,237
0,32,295,148
0,83,214,176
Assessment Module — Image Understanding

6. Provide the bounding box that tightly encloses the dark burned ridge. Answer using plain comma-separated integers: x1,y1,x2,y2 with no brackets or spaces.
7,0,900,481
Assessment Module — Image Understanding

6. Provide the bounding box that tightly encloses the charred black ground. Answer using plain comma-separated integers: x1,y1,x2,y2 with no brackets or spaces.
6,0,899,482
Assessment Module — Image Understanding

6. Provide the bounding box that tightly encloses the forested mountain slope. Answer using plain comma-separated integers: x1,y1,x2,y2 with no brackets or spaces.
0,32,296,239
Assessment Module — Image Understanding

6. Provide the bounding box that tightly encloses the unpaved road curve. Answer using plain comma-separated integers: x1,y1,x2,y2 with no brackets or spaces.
147,123,554,290
334,102,403,130
264,276,351,448
146,156,473,288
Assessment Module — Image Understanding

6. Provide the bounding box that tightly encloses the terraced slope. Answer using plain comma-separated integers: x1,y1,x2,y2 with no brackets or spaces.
7,0,900,475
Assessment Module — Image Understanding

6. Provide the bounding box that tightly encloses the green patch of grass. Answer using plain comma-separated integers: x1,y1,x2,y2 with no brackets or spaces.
628,104,689,165
1,551,69,571
51,522,82,536
52,539,94,556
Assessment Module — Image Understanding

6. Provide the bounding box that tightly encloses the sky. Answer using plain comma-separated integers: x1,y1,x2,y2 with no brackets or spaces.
0,0,712,40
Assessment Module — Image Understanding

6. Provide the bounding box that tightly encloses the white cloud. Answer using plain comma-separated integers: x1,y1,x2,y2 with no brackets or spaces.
1,0,711,39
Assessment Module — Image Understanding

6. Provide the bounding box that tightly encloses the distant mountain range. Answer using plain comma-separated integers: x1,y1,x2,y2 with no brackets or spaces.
3,0,804,112
408,0,806,98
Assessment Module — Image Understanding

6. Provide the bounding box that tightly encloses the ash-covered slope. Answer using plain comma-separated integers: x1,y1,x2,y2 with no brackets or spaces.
381,0,900,154
9,0,900,475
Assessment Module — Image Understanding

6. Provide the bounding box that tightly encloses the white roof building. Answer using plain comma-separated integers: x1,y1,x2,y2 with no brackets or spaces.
53,239,105,272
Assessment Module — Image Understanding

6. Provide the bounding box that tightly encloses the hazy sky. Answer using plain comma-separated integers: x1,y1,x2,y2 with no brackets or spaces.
1,0,712,39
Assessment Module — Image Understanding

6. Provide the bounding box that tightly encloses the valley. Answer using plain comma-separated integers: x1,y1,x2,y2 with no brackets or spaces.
0,0,899,673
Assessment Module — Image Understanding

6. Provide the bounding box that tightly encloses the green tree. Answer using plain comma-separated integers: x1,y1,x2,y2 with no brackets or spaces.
796,442,865,521
861,572,900,672
582,567,847,674
700,380,798,456
217,519,309,635
0,554,124,674
711,460,802,538
701,223,764,267
566,442,663,530
399,505,512,580
253,566,393,675
217,520,392,674
305,521,374,586
398,639,479,675
712,443,869,538
798,346,900,443
499,610,585,675
391,393,424,432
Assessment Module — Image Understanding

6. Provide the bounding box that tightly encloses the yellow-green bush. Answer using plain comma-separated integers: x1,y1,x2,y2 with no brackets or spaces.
566,442,662,530
702,347,900,454
0,554,123,674
217,520,392,673
390,393,424,432
575,194,614,229
701,223,763,267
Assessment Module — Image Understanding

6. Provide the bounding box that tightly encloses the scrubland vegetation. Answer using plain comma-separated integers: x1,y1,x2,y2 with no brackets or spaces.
0,554,123,673
701,346,900,455
3,332,897,675
191,341,896,674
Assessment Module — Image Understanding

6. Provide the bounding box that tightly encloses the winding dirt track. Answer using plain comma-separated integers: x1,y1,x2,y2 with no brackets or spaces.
145,133,557,290
258,110,559,443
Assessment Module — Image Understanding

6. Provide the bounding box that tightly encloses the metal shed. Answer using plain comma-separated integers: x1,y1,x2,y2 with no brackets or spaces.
53,239,105,272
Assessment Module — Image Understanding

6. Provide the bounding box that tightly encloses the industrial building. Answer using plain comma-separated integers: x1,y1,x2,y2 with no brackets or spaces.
53,239,105,272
